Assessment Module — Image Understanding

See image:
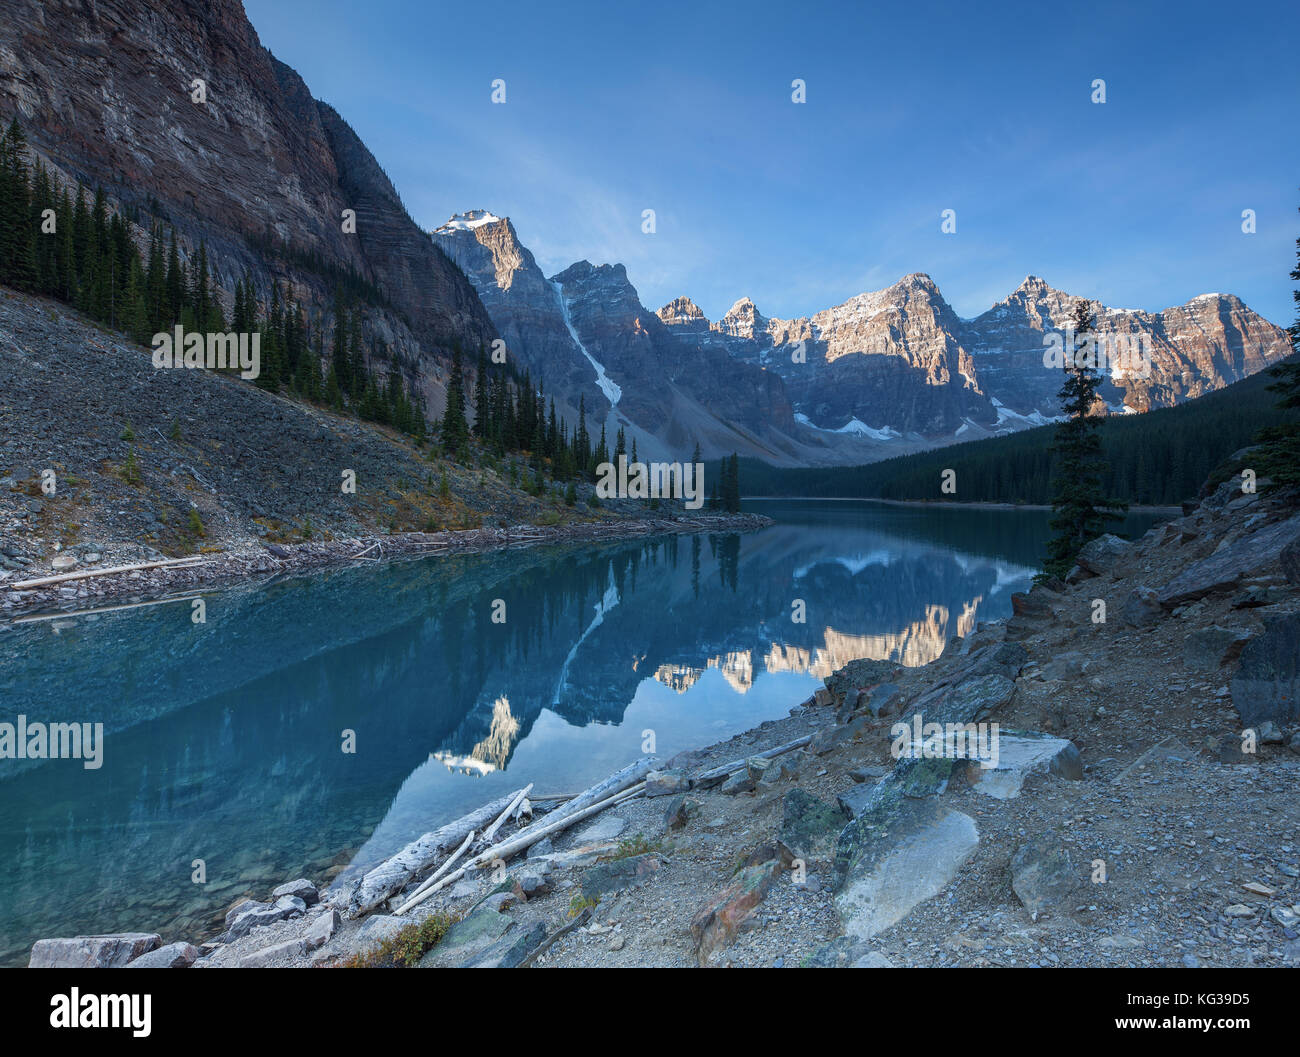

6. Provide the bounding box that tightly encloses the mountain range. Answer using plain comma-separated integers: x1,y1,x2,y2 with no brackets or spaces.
1,0,1290,467
437,211,1290,464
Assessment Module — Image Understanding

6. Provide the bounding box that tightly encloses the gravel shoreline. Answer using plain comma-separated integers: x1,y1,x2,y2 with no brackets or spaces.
0,512,773,620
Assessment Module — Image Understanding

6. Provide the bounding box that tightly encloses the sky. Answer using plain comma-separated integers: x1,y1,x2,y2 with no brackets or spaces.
243,0,1300,326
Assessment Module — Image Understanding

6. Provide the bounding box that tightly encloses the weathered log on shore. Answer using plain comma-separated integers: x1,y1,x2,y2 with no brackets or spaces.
510,757,656,838
694,735,813,787
342,788,527,916
405,782,647,909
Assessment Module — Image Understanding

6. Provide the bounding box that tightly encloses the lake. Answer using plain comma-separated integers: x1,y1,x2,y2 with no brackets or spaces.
0,500,1167,965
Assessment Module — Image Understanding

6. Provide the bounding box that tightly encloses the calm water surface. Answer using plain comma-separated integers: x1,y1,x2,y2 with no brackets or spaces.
0,500,1166,964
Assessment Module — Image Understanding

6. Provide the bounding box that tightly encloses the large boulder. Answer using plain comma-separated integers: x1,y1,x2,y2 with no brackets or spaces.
30,933,160,968
959,730,1083,800
825,658,900,701
1122,586,1164,627
1158,512,1300,607
417,906,513,967
780,788,842,860
833,794,979,941
691,848,791,965
579,854,661,899
1230,611,1300,727
1183,625,1254,672
1075,534,1131,576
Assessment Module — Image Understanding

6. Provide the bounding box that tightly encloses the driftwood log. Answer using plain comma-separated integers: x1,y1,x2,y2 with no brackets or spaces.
9,556,205,591
345,788,527,916
693,735,813,787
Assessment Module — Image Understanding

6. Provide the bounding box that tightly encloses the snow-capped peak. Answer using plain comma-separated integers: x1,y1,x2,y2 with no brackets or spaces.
435,210,503,233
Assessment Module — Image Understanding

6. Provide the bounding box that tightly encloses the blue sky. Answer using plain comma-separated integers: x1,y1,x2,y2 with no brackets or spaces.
244,0,1299,326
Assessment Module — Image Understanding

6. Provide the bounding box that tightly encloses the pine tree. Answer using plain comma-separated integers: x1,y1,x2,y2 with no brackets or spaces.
1251,204,1300,490
472,345,489,437
441,346,469,454
1042,300,1127,578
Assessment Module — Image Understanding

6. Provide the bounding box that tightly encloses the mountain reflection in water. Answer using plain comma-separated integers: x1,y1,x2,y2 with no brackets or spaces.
0,499,1166,964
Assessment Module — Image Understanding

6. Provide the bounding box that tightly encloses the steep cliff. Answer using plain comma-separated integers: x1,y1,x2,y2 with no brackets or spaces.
0,0,496,411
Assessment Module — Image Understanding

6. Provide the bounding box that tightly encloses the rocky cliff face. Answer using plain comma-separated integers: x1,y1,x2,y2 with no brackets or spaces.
551,260,799,454
962,277,1290,421
432,211,610,417
0,0,496,411
433,211,818,462
659,273,1291,446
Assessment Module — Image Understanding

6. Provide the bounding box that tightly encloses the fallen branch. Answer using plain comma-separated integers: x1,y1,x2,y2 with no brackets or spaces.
693,735,813,787
480,783,533,846
518,907,592,968
418,782,646,900
9,556,205,591
392,828,477,916
344,788,527,915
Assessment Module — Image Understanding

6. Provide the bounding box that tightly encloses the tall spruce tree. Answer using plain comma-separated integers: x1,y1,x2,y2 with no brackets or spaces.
1042,300,1127,578
440,347,469,454
1251,204,1300,490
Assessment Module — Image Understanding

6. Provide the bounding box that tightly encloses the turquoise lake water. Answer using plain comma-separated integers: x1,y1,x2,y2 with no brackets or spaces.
0,500,1167,964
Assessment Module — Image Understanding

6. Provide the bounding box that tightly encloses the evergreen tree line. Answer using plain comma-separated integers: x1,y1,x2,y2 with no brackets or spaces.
0,118,426,439
439,346,619,485
737,359,1298,506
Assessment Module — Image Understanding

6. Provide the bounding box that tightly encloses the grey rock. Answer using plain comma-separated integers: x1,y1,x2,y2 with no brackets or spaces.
353,914,408,953
960,730,1083,800
240,938,306,967
663,795,701,831
124,941,200,968
574,814,627,843
1075,533,1130,575
580,854,661,899
516,870,552,898
459,922,547,968
824,657,899,700
720,770,756,794
1230,611,1300,727
836,783,878,820
304,909,339,951
1010,837,1076,920
526,837,555,859
1158,512,1300,606
643,768,690,797
1122,586,1163,627
1183,625,1253,671
272,878,320,905
418,907,513,967
780,788,843,859
834,796,978,941
273,894,308,916
30,933,161,969
865,683,903,717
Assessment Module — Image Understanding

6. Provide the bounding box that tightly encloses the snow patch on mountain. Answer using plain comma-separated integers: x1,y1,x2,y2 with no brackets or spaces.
436,210,502,232
552,280,622,406
794,412,901,442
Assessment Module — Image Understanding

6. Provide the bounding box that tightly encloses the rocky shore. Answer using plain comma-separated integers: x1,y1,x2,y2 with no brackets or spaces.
24,478,1300,969
0,512,772,620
